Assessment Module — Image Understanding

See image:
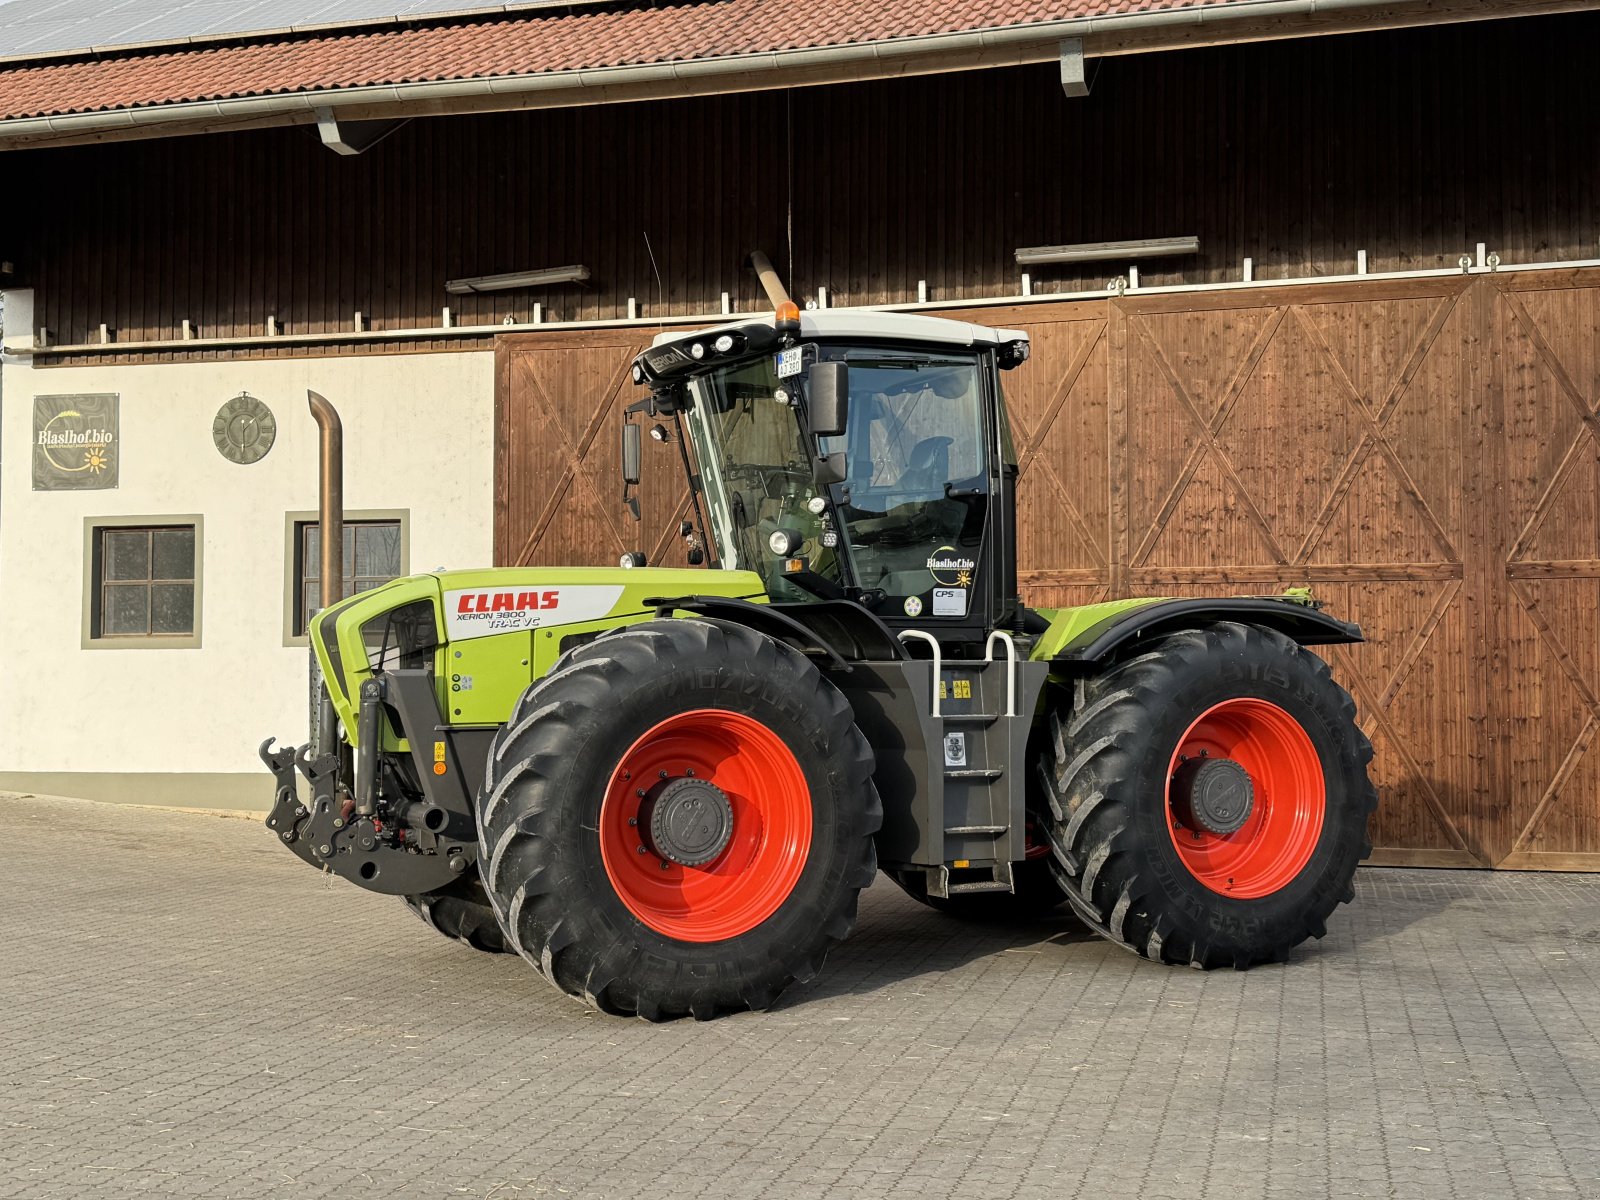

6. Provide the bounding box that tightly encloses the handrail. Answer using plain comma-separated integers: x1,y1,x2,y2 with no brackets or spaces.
896,630,943,718
984,629,1019,717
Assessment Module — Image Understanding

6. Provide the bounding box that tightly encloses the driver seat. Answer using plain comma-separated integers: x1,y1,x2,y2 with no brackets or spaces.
894,436,952,497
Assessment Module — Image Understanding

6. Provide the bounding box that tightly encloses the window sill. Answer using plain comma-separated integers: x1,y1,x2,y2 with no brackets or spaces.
83,633,203,651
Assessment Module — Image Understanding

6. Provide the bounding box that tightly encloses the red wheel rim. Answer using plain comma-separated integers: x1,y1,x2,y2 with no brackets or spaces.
1164,698,1325,899
599,708,812,942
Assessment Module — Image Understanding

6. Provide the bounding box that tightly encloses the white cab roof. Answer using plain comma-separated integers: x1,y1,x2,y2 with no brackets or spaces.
651,309,1028,351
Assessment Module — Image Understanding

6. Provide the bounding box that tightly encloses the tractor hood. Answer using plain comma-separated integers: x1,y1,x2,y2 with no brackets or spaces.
310,566,767,741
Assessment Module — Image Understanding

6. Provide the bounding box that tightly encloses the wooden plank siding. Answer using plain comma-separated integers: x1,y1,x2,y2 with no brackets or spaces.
495,268,1600,869
10,12,1600,365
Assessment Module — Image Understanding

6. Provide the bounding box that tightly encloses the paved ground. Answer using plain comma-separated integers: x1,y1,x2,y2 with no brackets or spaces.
3,793,1599,1200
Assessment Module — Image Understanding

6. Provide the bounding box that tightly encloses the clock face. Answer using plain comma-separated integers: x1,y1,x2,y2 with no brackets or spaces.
213,393,277,465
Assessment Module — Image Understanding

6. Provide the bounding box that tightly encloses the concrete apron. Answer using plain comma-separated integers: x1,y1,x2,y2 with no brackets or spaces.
0,773,267,817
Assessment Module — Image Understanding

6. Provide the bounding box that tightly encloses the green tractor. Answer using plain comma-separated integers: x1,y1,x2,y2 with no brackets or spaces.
262,271,1376,1021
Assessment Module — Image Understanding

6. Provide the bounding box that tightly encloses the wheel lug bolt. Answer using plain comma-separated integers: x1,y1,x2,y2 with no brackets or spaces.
685,768,695,777
637,844,647,854
628,817,638,826
636,788,646,798
660,860,670,870
659,770,669,779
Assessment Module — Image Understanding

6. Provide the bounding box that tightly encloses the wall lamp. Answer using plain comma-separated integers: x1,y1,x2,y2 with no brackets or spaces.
1014,237,1200,265
444,265,591,294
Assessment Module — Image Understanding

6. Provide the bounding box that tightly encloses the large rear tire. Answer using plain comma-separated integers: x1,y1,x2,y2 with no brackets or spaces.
402,876,510,954
475,618,882,1020
1041,621,1375,968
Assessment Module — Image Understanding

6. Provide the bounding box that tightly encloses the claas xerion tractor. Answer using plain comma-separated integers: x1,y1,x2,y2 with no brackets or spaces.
262,255,1376,1020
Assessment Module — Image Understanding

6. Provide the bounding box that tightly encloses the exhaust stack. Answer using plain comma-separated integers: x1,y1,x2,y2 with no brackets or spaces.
747,250,792,310
307,390,344,612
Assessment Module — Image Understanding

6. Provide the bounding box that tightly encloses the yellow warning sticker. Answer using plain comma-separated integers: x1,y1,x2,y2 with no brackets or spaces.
433,741,446,762
952,679,972,700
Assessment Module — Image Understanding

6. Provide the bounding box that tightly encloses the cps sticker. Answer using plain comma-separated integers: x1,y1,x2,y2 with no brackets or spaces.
903,595,923,617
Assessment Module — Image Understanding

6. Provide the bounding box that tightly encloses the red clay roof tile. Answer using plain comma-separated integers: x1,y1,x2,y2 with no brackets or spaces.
0,0,1229,121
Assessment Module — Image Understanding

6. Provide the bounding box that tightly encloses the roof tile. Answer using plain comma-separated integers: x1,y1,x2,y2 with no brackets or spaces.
0,0,1230,121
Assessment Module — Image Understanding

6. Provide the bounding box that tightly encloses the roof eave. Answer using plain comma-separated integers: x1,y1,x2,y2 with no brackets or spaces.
0,0,1583,151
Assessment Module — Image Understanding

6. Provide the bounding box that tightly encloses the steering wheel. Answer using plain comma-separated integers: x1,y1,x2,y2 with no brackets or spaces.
724,461,812,498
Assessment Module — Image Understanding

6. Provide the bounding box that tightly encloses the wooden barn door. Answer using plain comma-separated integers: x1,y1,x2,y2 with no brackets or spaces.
494,271,1600,869
1489,270,1600,870
495,330,703,570
1106,280,1485,867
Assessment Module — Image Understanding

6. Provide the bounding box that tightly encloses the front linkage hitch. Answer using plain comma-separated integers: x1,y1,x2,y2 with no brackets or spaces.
259,671,480,896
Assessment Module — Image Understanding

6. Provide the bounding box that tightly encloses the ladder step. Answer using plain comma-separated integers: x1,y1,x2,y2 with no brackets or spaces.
947,881,1013,894
945,825,1007,836
945,768,1003,781
942,712,999,724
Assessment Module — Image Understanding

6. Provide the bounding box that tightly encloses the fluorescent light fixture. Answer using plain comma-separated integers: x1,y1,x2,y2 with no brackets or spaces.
444,265,590,295
1014,237,1199,265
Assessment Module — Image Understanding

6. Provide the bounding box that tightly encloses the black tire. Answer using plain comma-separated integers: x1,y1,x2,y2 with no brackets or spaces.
475,618,882,1020
402,875,510,954
1041,621,1375,969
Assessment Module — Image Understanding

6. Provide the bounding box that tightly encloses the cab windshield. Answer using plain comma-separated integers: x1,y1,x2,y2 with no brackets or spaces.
683,348,990,616
684,359,841,600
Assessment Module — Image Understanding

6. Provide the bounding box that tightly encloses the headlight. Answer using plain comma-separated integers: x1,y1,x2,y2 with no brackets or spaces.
768,528,803,557
714,334,736,354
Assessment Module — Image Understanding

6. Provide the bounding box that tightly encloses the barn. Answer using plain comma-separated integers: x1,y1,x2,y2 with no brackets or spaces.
1,0,1597,871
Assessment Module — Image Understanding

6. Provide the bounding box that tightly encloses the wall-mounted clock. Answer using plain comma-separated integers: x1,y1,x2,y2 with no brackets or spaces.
213,392,277,465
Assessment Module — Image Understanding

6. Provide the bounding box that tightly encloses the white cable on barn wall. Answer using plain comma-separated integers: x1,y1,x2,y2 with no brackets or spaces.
13,248,1600,358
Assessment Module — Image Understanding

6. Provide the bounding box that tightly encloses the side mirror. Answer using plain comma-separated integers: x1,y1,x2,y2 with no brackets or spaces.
812,451,847,488
808,362,849,437
621,421,642,486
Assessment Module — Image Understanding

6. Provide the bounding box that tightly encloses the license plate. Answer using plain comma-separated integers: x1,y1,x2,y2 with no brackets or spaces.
776,347,803,378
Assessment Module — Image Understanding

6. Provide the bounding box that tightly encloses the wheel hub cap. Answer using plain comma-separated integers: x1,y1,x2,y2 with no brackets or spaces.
1172,756,1255,836
642,777,735,867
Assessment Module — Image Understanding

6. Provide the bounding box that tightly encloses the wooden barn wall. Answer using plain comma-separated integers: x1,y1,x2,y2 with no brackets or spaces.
10,12,1600,363
496,267,1600,870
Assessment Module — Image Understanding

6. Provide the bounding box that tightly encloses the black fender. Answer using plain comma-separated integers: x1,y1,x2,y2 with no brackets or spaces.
1051,597,1362,668
643,595,908,667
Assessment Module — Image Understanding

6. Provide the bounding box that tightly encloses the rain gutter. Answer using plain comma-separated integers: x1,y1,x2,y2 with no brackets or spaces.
0,0,1578,149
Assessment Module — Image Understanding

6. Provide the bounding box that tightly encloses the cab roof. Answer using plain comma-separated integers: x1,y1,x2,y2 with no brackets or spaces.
651,309,1028,351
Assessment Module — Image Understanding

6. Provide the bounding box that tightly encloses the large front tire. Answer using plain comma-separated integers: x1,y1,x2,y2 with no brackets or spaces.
1041,621,1375,969
475,619,882,1020
402,876,510,954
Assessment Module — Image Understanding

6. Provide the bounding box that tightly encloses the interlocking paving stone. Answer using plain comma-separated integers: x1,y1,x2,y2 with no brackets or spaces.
3,792,1598,1199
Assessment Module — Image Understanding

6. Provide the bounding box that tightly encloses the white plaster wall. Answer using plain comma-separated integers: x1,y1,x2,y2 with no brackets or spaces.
0,293,495,775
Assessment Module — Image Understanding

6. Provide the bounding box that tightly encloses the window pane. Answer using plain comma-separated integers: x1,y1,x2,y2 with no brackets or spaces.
152,527,195,582
354,524,401,577
343,525,356,575
150,583,194,634
104,584,149,635
302,524,320,580
104,530,150,581
304,582,321,631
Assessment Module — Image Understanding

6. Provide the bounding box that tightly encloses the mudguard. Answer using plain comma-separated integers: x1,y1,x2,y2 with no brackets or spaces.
1032,594,1362,668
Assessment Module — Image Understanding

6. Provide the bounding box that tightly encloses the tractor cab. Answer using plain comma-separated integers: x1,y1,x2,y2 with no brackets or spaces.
628,307,1033,655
